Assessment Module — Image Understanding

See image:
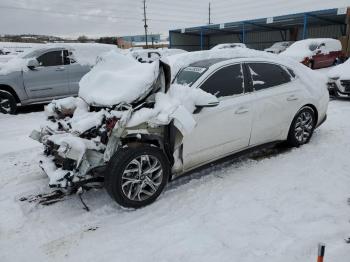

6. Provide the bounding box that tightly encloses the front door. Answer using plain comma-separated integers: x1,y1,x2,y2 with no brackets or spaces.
182,63,253,171
23,50,69,100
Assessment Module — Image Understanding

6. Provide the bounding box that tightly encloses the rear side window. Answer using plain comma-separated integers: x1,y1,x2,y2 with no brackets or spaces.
247,63,291,91
37,51,63,67
199,64,244,98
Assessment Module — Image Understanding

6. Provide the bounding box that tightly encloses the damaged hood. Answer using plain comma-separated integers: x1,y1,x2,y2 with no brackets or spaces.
79,50,160,107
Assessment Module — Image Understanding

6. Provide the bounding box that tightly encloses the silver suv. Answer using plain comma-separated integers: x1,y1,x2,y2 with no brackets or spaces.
0,47,90,114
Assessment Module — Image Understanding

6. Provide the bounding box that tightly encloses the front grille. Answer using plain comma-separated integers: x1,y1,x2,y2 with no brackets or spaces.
341,80,350,93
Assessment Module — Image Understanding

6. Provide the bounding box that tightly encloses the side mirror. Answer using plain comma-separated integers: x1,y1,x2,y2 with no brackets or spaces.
194,100,219,114
27,59,39,70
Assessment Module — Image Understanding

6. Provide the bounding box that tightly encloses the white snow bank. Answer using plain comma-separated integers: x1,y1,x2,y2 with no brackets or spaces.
79,50,160,106
280,38,342,62
127,84,218,135
328,59,350,79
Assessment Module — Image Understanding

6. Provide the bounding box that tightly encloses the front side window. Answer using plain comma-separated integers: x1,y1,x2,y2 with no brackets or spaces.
37,50,63,67
247,63,291,91
199,64,244,98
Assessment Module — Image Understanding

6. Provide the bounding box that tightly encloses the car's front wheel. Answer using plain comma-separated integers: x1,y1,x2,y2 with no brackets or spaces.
105,145,170,208
0,90,17,114
287,107,316,147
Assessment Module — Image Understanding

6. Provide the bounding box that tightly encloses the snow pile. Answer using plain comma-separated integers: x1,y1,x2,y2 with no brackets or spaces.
280,38,342,62
211,43,246,50
79,50,160,106
129,48,187,63
61,43,120,66
0,56,30,75
328,59,350,79
127,84,218,134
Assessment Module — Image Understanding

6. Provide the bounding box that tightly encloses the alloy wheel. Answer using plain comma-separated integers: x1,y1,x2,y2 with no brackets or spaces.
294,111,314,143
0,97,11,114
121,155,163,202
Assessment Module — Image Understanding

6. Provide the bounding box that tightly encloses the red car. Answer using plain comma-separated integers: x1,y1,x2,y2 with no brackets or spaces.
280,38,344,69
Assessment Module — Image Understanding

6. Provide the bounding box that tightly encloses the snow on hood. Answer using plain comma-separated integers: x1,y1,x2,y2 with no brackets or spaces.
280,38,341,62
328,59,350,80
79,50,160,106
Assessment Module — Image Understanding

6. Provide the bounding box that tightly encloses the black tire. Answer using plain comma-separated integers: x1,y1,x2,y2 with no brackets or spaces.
287,107,316,147
329,89,339,98
105,145,170,209
0,90,17,114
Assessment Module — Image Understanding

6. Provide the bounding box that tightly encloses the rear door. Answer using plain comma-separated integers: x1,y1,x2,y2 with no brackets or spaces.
23,50,69,99
182,63,254,170
246,62,303,146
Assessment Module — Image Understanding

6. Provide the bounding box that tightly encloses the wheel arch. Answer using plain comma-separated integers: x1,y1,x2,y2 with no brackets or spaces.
0,84,20,103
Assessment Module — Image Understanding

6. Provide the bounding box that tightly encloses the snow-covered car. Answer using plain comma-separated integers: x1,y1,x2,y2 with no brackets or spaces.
30,49,328,209
264,41,293,54
327,58,350,97
130,48,187,63
280,38,343,69
211,43,246,50
0,43,119,114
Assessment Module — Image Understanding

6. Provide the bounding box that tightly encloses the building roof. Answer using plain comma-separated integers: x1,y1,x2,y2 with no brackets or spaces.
171,8,347,37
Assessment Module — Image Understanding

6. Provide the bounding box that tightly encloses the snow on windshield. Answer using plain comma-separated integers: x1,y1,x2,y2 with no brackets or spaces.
79,50,160,106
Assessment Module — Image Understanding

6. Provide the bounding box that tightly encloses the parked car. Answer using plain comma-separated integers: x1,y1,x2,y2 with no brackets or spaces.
30,50,328,208
0,44,118,114
327,58,350,97
211,43,247,50
280,38,344,69
264,41,293,54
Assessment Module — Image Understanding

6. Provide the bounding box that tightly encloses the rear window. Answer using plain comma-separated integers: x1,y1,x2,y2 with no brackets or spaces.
175,66,207,86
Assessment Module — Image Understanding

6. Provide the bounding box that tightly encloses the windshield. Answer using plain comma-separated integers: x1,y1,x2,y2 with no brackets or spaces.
175,66,207,86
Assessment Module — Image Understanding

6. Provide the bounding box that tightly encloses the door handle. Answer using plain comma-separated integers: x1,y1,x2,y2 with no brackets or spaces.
287,95,298,101
235,107,249,114
55,67,65,71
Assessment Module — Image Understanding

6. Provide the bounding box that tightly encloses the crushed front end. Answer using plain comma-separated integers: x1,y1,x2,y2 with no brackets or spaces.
30,100,135,189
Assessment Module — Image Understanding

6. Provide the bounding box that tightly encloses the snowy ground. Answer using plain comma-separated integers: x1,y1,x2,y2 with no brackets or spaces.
1,99,350,261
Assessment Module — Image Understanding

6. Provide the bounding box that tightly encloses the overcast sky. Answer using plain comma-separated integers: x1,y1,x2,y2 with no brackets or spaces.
0,0,349,38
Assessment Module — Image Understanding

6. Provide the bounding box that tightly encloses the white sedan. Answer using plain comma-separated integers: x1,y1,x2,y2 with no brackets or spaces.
31,51,329,208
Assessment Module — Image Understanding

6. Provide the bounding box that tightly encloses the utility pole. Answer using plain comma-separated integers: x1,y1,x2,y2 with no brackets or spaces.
143,0,149,48
208,2,211,24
